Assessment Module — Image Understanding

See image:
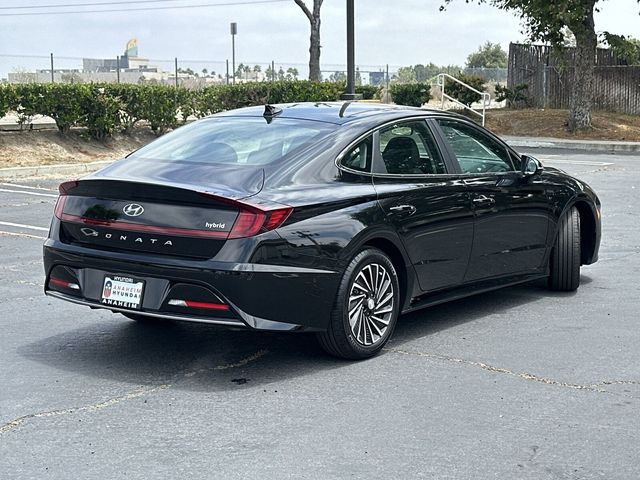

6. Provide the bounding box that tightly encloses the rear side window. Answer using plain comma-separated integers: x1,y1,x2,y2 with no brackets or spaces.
378,121,445,175
341,136,373,173
129,117,334,166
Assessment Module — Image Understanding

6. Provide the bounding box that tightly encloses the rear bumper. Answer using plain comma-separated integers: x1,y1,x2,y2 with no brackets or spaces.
43,239,340,332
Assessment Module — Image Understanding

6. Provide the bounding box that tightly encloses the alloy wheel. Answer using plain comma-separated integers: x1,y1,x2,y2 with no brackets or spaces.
347,263,394,346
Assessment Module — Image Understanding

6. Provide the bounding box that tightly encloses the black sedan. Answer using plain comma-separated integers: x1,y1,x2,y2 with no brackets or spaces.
44,102,601,359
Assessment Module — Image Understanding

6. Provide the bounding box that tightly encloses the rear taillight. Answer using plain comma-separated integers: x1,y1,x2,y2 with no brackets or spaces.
54,181,78,219
58,180,79,195
200,193,293,239
228,206,292,239
53,195,66,219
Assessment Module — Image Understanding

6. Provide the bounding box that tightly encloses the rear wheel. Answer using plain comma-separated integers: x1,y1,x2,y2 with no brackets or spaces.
548,206,581,291
318,248,400,360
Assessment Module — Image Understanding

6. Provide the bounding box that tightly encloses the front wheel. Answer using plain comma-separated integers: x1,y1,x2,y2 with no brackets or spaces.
318,248,401,360
548,206,581,291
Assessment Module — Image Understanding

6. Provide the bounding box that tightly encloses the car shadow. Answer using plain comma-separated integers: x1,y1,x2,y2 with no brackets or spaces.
19,277,585,392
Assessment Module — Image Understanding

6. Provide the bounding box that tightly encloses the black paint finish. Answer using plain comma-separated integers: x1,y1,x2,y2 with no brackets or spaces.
43,102,601,332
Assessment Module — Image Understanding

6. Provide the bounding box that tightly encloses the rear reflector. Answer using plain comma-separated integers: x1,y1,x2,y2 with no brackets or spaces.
49,277,80,290
168,299,230,311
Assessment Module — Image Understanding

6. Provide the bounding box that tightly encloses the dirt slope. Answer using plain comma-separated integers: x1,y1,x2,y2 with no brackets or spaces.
0,129,156,169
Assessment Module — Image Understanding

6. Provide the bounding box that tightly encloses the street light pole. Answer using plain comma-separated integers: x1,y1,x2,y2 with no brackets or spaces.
230,22,237,84
340,0,362,100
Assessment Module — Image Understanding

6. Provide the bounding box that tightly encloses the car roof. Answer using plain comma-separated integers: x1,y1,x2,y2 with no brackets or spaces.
213,101,459,125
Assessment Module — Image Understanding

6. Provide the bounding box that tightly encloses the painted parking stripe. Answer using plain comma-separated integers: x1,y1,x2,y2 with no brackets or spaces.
0,221,48,232
539,158,613,166
0,188,57,198
0,230,46,240
0,182,56,192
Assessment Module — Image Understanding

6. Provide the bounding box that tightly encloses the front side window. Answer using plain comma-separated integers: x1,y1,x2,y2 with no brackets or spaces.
128,117,334,166
437,120,515,174
378,121,446,175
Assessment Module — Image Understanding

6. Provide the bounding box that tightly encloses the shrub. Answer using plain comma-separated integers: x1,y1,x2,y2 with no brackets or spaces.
0,84,13,120
494,83,530,108
140,85,181,135
355,84,381,100
390,83,431,107
103,84,148,132
34,84,84,134
443,74,486,107
0,81,351,138
9,84,40,130
78,85,122,140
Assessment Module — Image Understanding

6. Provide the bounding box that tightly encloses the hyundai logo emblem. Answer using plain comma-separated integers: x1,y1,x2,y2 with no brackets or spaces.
80,227,99,237
123,204,145,217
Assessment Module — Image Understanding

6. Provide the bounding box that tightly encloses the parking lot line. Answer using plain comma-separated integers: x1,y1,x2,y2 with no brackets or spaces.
0,182,56,192
539,158,614,166
0,221,49,231
0,230,46,240
0,188,58,198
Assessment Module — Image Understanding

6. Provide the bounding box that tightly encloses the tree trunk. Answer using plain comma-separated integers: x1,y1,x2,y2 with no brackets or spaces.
568,7,598,131
308,19,322,81
294,0,323,82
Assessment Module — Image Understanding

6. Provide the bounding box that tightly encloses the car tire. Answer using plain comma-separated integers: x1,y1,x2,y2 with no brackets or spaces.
548,206,581,292
318,248,401,360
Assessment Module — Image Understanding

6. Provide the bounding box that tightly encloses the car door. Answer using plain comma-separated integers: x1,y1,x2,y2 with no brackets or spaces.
434,118,550,282
372,119,474,293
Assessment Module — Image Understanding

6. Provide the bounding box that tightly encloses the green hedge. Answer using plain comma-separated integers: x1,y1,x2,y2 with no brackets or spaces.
389,83,431,107
0,81,346,139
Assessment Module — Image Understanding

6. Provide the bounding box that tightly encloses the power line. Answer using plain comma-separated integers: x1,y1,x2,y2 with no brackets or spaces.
0,0,289,16
1,0,204,10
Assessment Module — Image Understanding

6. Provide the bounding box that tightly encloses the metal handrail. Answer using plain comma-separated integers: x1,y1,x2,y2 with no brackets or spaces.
436,73,491,126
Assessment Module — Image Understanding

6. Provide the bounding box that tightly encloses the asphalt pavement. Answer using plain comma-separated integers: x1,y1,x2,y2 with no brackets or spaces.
1,149,639,479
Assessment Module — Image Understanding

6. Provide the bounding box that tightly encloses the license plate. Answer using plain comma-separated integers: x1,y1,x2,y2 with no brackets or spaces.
101,275,145,310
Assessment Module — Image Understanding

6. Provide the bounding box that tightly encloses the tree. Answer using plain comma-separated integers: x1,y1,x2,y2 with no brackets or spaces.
277,67,286,81
603,33,640,65
294,0,323,81
327,71,346,83
442,0,640,131
395,66,416,83
466,41,508,68
287,67,299,80
265,65,275,81
235,63,246,79
201,68,208,77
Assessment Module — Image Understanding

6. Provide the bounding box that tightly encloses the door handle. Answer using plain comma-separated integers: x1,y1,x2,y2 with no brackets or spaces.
388,204,417,216
472,195,496,206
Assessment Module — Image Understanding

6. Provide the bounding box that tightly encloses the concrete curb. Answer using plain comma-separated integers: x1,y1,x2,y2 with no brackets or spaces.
504,136,640,153
0,160,112,180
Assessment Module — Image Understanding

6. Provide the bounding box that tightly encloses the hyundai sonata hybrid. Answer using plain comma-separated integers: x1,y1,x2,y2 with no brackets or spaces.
44,102,601,359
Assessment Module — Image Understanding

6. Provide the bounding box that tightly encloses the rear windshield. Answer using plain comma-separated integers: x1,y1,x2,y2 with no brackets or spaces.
128,117,334,165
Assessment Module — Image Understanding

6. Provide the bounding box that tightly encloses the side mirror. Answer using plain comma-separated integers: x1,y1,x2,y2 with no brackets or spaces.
521,154,543,178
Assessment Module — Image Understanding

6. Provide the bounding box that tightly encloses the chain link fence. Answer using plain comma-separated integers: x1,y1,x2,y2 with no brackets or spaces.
0,52,507,87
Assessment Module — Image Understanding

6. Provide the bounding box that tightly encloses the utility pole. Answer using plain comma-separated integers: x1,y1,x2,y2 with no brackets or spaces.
226,60,229,84
116,56,120,84
50,53,54,83
174,57,178,88
230,22,237,84
340,0,362,100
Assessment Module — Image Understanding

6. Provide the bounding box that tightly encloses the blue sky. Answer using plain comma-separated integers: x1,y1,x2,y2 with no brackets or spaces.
0,0,639,78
